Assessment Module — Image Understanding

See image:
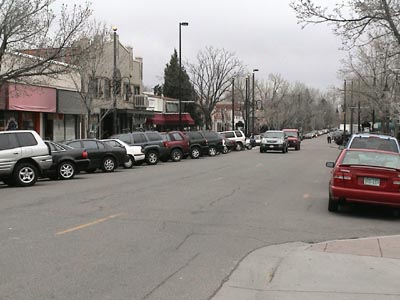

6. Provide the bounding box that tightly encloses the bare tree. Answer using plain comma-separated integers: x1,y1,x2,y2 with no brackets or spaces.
0,0,91,85
70,21,110,138
290,0,400,51
188,47,243,129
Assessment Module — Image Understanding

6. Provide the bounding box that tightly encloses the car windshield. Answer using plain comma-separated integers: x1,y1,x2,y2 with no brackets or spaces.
349,136,399,153
284,132,297,137
342,150,400,169
263,132,284,138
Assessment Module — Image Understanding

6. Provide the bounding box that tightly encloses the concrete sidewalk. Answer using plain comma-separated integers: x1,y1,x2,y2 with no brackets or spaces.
211,235,400,300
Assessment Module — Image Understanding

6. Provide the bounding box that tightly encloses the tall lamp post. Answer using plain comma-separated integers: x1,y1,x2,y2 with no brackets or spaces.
231,78,235,130
179,22,189,130
245,76,249,136
252,69,259,133
112,26,118,135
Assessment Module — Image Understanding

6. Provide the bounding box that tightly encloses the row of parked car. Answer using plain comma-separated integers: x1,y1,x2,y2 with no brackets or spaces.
0,129,250,187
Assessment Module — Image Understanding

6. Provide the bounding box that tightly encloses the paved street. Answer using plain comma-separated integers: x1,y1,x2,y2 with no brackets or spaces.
1,137,400,300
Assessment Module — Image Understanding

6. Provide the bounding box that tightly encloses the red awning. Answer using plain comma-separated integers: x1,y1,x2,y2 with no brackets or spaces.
146,113,194,125
8,83,56,112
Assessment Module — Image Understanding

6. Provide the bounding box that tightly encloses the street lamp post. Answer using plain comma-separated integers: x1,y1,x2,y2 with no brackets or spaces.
231,78,235,130
112,26,118,135
245,76,249,136
252,69,259,133
179,22,189,131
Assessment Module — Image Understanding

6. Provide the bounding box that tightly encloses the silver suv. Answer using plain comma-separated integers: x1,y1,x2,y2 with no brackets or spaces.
0,130,52,186
218,130,246,151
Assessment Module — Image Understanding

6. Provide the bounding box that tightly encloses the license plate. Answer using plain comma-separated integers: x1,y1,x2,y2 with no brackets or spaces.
364,177,380,186
269,145,274,148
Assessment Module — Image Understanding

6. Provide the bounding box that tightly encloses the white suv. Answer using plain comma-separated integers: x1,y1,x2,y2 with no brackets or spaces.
0,130,53,186
218,130,246,151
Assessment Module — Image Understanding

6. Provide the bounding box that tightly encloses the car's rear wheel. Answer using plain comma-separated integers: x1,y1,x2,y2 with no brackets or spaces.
146,150,159,165
171,148,183,162
123,155,134,169
208,146,217,157
13,162,38,187
58,161,76,180
222,146,229,154
102,156,116,172
235,143,243,151
328,193,339,212
190,147,201,159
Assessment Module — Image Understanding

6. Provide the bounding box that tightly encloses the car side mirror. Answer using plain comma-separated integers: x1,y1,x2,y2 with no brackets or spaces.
326,162,335,168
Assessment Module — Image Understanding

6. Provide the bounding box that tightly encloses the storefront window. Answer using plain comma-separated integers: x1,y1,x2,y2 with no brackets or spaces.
21,112,34,130
2,111,19,131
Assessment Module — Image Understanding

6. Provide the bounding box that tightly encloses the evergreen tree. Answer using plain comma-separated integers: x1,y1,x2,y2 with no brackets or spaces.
162,49,202,127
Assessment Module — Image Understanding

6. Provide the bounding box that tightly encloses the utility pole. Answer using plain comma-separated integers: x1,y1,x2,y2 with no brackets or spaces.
112,26,118,135
358,79,361,132
350,80,354,135
245,76,249,136
252,69,258,133
343,80,347,138
231,78,235,130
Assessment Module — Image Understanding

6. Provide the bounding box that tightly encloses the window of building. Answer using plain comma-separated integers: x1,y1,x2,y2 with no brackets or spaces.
133,85,140,95
166,102,178,113
89,77,98,97
104,78,111,98
123,83,131,101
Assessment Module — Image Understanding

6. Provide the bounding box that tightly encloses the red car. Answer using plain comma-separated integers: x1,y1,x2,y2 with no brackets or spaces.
160,131,190,162
326,149,400,212
283,129,301,150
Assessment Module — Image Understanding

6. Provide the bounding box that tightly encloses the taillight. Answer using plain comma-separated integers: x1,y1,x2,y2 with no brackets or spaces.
393,173,400,185
82,150,88,159
333,169,352,185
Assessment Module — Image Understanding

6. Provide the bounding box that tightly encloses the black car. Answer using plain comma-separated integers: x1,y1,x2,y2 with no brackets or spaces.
184,131,209,159
111,131,169,165
201,131,224,156
44,141,91,180
65,139,127,173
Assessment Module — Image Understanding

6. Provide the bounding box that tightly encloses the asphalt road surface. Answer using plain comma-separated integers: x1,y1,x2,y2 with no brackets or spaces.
1,136,399,300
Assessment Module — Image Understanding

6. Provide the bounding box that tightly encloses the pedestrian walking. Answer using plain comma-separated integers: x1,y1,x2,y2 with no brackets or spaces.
327,132,332,144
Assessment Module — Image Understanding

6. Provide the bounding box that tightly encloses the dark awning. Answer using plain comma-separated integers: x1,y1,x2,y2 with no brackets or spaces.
145,113,194,125
57,89,86,114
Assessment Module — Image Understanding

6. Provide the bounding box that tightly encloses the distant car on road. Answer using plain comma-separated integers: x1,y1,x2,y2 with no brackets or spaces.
260,130,288,153
326,148,400,212
283,129,301,150
44,141,90,180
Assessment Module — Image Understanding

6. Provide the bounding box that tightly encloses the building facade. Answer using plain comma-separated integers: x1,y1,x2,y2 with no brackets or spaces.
0,54,85,141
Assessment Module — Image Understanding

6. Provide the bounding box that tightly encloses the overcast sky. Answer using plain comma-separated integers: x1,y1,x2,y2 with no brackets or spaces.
69,0,345,91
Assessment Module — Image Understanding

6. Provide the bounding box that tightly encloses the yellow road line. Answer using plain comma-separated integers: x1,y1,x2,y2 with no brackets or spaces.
56,213,123,235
